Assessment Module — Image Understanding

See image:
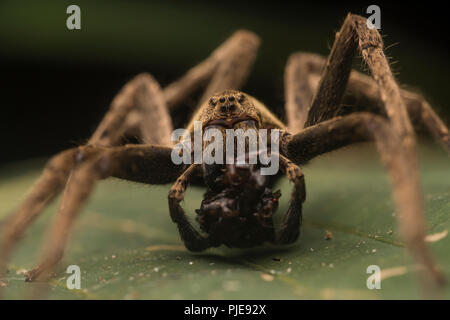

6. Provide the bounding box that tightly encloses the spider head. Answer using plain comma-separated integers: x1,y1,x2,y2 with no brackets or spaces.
201,90,260,128
209,90,247,116
195,162,280,248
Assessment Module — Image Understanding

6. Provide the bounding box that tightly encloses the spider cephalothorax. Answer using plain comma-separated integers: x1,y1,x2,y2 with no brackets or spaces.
1,14,449,296
169,91,301,251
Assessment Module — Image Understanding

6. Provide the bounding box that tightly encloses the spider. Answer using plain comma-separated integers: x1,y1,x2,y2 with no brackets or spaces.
0,14,449,292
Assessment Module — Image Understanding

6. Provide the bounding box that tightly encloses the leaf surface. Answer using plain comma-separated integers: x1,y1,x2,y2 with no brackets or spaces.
1,144,449,299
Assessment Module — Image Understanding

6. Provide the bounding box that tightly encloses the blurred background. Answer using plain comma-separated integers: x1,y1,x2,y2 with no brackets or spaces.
1,0,449,164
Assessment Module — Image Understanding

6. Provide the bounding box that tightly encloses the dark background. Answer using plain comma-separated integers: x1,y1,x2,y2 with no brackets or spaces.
1,0,449,164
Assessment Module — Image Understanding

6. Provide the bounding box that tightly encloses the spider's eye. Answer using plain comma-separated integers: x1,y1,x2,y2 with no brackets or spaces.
228,96,235,102
209,98,216,106
237,94,245,103
219,97,226,103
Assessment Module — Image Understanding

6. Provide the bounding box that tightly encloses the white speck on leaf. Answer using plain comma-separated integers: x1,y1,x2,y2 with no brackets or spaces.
223,280,241,292
261,273,274,282
425,230,448,243
380,266,409,280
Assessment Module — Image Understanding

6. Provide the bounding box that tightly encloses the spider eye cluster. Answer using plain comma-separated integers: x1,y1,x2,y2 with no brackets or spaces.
210,93,245,107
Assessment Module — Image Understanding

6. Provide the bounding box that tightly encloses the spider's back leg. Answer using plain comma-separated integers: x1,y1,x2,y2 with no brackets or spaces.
283,52,450,152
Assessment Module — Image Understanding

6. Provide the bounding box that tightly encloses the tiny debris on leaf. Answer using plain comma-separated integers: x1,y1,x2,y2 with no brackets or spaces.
272,257,282,262
380,266,408,280
387,229,393,235
425,230,448,243
261,273,274,282
324,231,333,240
124,291,139,300
223,280,241,292
16,268,27,275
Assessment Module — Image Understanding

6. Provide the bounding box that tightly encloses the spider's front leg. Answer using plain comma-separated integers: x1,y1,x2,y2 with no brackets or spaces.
282,113,446,287
24,144,183,285
168,164,212,252
0,73,172,285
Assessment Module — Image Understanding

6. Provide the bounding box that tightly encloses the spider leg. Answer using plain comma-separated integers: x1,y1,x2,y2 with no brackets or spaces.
163,30,260,111
303,14,414,144
284,53,324,132
284,15,446,289
0,146,99,277
303,15,419,183
168,164,212,252
90,73,174,146
284,53,450,152
0,74,171,284
274,155,306,244
282,112,445,288
24,144,183,286
345,72,450,153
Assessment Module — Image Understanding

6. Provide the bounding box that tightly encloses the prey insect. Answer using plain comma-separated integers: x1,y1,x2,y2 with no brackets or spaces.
1,14,449,292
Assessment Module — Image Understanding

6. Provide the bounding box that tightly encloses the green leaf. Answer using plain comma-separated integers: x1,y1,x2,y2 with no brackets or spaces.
0,143,449,299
